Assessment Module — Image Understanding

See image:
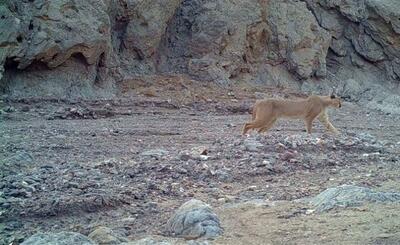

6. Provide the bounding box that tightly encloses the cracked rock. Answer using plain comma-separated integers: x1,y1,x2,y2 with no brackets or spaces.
166,199,223,239
309,185,400,213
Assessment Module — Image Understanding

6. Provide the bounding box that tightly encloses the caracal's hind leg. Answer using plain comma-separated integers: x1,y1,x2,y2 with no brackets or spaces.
257,118,277,134
304,119,313,134
318,111,339,134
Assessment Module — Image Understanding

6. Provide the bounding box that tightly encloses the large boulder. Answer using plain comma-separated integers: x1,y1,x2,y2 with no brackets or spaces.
166,199,223,239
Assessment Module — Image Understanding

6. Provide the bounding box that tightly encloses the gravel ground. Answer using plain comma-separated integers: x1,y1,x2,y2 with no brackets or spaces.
1,89,399,244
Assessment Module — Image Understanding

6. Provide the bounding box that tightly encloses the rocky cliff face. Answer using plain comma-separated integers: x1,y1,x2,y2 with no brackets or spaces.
1,0,399,111
304,0,400,113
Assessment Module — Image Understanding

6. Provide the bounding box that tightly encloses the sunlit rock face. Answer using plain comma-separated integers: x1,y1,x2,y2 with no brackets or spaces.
0,0,399,109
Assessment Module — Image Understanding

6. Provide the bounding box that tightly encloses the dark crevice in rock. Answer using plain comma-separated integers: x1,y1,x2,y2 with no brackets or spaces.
25,60,49,72
28,20,34,30
113,18,129,54
16,35,23,43
1,59,49,93
2,58,19,93
94,52,106,86
71,53,90,67
109,0,131,55
4,57,20,72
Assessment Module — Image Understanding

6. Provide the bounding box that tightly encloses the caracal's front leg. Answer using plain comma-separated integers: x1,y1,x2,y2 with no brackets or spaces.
304,118,313,134
257,118,277,134
304,113,319,134
318,111,339,134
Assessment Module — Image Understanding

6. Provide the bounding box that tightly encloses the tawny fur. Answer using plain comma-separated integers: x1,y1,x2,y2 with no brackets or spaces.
242,95,342,135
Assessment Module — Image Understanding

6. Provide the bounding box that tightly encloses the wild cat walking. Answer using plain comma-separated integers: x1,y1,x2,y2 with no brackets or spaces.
242,94,342,135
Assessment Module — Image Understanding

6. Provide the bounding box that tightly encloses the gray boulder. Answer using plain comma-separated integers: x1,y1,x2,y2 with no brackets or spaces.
166,199,223,239
88,226,128,245
309,185,400,213
21,232,95,245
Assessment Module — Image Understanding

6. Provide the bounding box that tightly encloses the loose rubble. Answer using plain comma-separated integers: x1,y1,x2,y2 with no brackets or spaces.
21,232,95,245
1,99,399,244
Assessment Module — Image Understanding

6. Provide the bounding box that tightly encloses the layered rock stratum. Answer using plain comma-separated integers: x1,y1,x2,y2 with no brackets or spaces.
0,0,399,111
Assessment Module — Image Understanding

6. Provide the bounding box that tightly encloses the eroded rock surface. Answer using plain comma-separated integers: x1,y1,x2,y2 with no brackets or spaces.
309,185,400,212
1,0,399,108
302,0,400,113
158,0,330,81
0,0,116,98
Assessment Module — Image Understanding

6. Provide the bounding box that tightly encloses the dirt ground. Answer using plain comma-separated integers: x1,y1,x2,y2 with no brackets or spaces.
1,78,400,244
216,201,400,245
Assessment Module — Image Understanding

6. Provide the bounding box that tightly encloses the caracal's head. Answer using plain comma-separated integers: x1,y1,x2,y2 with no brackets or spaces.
329,94,342,108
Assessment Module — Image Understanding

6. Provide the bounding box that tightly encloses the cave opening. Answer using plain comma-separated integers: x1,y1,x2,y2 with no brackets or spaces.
4,57,20,72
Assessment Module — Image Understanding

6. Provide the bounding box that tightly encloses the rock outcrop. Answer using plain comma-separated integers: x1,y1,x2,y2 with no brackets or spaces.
158,0,331,82
0,0,116,98
0,0,182,99
0,0,399,110
309,185,400,212
303,0,400,113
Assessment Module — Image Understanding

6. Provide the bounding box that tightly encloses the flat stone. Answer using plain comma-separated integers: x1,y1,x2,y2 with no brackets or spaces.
141,149,169,158
309,185,400,213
